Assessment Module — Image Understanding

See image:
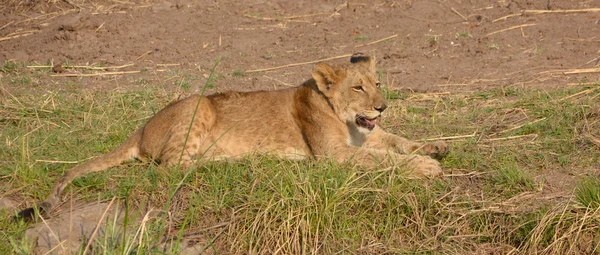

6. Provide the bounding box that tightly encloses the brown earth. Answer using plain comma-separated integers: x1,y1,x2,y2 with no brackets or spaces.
2,0,599,95
2,0,600,254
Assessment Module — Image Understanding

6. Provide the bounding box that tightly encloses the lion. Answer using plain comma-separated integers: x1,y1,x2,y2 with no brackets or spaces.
16,54,448,220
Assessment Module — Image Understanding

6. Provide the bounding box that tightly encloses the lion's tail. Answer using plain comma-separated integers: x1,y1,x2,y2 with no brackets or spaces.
15,128,144,222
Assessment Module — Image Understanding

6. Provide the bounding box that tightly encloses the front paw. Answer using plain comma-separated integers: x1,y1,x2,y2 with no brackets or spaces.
422,141,449,159
408,155,443,178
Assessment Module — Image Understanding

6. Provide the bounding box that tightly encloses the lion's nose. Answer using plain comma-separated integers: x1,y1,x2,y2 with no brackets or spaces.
375,103,387,113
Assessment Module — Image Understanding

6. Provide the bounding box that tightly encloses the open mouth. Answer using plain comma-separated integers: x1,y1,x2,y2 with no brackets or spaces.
356,115,378,131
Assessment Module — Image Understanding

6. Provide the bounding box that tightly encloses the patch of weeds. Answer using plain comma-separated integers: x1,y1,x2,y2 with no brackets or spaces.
10,76,31,85
455,32,471,38
0,213,32,255
501,86,519,97
574,177,600,209
246,13,263,18
1,61,22,73
506,209,549,247
355,35,369,41
489,163,536,197
427,35,441,47
484,42,500,50
174,74,200,90
534,46,546,55
377,69,384,80
381,86,402,100
176,76,191,90
406,105,428,114
205,73,221,89
231,70,246,77
135,78,148,85
265,51,276,58
382,37,394,43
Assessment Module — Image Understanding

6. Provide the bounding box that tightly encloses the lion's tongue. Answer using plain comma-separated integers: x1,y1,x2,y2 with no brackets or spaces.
365,117,377,130
367,118,377,126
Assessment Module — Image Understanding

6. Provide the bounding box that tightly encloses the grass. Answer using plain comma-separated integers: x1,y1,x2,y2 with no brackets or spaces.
1,83,599,254
231,70,246,77
355,35,369,41
575,177,600,209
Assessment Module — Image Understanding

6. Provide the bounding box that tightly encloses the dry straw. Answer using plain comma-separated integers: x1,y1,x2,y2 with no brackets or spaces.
245,54,353,73
486,24,536,36
493,8,600,22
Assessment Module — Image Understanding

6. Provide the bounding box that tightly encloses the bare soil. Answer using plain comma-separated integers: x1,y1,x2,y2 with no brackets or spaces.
2,0,599,94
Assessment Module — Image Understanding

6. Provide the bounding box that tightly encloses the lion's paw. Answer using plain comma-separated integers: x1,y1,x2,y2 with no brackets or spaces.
422,141,449,160
409,156,443,178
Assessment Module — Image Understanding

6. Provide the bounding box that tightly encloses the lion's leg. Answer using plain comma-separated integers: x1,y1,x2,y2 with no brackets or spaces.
364,127,449,159
159,99,217,168
159,124,205,168
329,146,443,177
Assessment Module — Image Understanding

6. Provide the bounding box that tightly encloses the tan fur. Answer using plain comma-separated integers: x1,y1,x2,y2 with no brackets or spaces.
18,54,449,220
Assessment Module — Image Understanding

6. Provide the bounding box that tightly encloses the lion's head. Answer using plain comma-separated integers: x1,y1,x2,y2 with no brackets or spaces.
312,54,387,133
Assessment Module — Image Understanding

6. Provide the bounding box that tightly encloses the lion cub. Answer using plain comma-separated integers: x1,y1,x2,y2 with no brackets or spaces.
17,54,448,220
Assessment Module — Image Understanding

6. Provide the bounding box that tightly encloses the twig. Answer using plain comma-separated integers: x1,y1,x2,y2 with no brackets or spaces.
156,63,181,67
0,32,35,42
244,12,329,21
354,34,398,48
563,67,600,75
558,88,598,101
567,81,600,86
42,240,67,255
486,24,536,36
15,9,78,25
444,171,486,177
493,8,600,22
523,8,600,14
198,226,228,254
451,7,468,21
28,63,134,70
136,50,153,61
38,215,66,251
35,160,79,164
421,132,477,141
245,54,353,73
484,134,538,142
497,118,547,134
94,22,105,32
263,75,293,87
567,37,600,43
492,13,521,22
83,197,117,254
0,21,14,30
588,135,600,148
51,70,141,77
435,78,509,87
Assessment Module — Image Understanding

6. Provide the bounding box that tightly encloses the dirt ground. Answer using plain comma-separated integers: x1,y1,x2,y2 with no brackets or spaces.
2,0,599,94
2,0,600,254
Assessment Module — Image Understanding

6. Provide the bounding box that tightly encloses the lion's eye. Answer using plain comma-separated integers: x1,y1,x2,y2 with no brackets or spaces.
352,86,364,92
375,82,381,88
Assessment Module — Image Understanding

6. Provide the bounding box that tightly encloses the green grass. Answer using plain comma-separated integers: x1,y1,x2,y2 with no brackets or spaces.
231,70,246,77
488,162,536,198
355,35,369,41
1,85,599,254
575,177,600,209
455,32,471,38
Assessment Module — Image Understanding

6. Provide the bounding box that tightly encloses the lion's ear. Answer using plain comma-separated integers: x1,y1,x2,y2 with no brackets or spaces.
312,63,338,93
350,53,376,73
